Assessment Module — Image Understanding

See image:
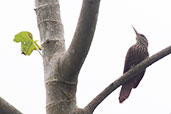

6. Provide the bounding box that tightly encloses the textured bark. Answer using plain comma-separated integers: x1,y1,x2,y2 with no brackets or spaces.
35,0,101,114
0,97,22,114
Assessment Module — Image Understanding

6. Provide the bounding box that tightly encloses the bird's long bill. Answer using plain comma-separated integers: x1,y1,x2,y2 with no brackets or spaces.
132,26,139,37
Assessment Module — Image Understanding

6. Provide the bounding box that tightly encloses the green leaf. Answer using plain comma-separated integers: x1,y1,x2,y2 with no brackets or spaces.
14,31,41,56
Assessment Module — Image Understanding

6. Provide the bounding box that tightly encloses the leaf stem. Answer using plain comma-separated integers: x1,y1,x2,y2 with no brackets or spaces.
33,42,43,57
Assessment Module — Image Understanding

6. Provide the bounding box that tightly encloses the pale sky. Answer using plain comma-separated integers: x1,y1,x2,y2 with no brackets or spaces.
0,0,171,114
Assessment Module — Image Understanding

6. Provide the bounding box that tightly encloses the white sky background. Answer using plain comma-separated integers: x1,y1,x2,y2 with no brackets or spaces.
0,0,171,114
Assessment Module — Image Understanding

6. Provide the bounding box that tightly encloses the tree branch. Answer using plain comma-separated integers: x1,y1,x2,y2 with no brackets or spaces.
84,45,171,113
60,0,101,82
0,97,22,114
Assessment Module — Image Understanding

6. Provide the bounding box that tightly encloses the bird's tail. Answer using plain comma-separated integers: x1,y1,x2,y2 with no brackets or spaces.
119,82,133,103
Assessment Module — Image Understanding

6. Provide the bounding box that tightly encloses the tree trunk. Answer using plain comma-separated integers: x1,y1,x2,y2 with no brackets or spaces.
35,0,101,114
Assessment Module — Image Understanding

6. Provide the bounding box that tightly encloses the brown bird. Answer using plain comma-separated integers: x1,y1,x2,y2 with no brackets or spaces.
119,26,149,103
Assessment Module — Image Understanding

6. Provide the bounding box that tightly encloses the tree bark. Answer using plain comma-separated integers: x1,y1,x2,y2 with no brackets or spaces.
35,0,101,114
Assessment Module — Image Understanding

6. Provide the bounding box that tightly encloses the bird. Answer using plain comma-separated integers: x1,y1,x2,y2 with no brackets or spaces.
119,26,149,103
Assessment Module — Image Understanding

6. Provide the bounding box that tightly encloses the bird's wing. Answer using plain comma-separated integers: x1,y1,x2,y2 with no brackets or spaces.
123,45,149,73
124,45,149,87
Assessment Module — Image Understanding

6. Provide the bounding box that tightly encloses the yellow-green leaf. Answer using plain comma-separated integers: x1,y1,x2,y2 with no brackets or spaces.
14,31,41,56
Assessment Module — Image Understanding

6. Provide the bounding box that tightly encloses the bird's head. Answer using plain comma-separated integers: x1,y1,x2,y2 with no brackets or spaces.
132,26,148,47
